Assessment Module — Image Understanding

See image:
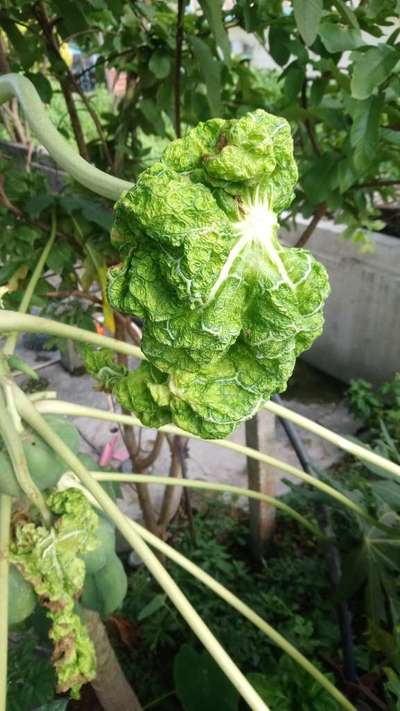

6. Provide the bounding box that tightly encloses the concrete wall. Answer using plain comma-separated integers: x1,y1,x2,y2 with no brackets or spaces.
282,220,400,384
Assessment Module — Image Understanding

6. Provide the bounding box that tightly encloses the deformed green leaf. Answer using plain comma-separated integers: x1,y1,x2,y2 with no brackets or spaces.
106,110,330,439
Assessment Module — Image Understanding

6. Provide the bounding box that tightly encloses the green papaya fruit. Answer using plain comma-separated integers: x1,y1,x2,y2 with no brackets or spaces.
77,453,98,470
8,565,37,626
0,416,81,497
45,414,81,453
81,514,116,574
81,553,128,617
77,453,121,502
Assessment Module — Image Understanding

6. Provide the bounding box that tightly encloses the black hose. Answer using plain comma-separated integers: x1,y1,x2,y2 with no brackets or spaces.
272,394,358,684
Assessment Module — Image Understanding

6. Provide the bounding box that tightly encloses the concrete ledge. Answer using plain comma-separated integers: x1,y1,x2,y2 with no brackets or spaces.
282,219,400,384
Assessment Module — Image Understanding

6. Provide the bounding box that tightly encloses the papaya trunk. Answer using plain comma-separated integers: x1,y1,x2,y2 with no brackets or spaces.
83,608,142,711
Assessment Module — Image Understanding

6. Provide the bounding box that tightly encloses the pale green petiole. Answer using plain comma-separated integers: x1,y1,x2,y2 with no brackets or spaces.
32,399,389,532
0,74,132,200
90,472,325,538
13,385,268,711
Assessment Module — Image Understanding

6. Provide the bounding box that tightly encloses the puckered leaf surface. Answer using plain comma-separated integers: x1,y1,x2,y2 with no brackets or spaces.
102,110,330,438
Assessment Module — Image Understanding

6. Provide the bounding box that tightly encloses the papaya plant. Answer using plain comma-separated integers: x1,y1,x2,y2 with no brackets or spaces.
1,0,399,564
0,73,400,711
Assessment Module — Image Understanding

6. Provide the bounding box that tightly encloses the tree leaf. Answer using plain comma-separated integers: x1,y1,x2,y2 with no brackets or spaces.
331,0,359,29
319,23,363,53
283,63,304,102
51,0,88,36
247,672,288,706
137,593,166,621
269,26,291,66
382,127,400,146
351,44,399,100
337,157,358,193
293,0,323,46
174,644,239,711
25,195,54,219
372,481,400,511
350,95,383,172
1,20,39,69
25,73,53,104
190,37,222,116
337,545,368,601
149,50,171,79
198,0,230,64
47,242,75,273
369,623,400,674
365,548,387,623
302,153,338,204
139,98,167,135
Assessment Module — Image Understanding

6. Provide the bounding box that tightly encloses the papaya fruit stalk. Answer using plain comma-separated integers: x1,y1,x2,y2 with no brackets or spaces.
13,383,267,711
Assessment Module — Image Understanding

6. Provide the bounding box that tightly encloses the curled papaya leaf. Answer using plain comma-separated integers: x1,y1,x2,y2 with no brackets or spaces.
103,110,330,439
10,489,99,698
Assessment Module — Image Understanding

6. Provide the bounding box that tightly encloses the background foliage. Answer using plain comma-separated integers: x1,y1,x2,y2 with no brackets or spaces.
1,2,400,709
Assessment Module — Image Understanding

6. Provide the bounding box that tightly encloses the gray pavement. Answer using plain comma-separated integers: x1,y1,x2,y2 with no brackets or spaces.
10,338,359,523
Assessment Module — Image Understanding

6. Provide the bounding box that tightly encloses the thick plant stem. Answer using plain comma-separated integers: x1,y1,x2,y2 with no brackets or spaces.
0,75,132,200
92,473,324,538
123,422,160,536
32,400,390,531
126,516,356,711
82,608,142,711
14,387,268,711
0,494,11,711
0,390,50,523
3,210,57,356
158,437,183,533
